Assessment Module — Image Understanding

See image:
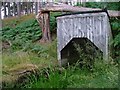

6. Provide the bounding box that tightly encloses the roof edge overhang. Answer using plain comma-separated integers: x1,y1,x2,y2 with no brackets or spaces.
55,9,110,19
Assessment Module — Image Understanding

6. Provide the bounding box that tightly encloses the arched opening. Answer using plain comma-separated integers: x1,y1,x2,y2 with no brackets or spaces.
61,38,103,68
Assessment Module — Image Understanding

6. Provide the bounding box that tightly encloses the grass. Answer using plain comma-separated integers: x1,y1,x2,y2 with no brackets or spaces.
21,59,118,88
2,41,57,69
2,36,118,88
2,40,58,86
2,12,119,88
2,14,35,28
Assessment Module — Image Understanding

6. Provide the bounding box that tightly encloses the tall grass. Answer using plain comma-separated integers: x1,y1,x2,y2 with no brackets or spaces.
2,12,119,88
17,58,118,88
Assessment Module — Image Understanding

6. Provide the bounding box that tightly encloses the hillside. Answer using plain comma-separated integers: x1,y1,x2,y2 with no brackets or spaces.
2,12,119,88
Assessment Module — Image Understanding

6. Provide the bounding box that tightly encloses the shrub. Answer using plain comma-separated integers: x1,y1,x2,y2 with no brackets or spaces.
72,39,102,70
2,13,61,51
2,18,42,51
110,18,120,63
85,2,119,10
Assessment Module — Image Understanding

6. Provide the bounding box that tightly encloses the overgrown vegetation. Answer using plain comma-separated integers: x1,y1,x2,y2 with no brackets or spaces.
3,59,118,88
72,39,102,70
2,4,119,88
76,2,120,10
2,13,59,88
110,17,120,63
23,61,118,88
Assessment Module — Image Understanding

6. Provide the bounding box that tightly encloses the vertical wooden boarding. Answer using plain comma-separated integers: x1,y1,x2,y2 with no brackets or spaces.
57,19,62,66
57,12,112,66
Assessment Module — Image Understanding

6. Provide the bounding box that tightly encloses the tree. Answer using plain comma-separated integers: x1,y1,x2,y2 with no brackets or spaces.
13,2,16,16
7,2,11,17
17,2,21,16
35,2,38,15
77,0,82,5
0,2,2,19
31,2,34,13
36,11,51,43
26,2,29,14
82,0,86,7
3,2,7,18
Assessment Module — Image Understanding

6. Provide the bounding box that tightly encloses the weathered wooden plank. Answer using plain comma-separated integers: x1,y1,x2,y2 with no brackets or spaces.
57,12,112,66
40,3,120,17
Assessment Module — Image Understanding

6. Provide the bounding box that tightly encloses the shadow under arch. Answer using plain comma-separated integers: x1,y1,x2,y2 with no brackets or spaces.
60,38,103,67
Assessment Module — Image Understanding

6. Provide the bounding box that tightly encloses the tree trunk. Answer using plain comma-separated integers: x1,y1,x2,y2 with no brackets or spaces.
36,12,51,43
26,2,29,14
41,12,51,42
29,2,32,13
0,1,1,19
13,2,16,16
3,2,7,18
77,0,81,5
35,2,38,15
21,2,24,15
17,2,21,17
82,0,86,7
7,2,11,17
31,2,34,13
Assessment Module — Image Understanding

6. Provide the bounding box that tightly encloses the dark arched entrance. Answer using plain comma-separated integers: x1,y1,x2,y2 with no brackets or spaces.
60,38,103,67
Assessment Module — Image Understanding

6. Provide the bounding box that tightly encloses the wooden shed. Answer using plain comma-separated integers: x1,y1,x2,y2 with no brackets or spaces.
56,11,112,66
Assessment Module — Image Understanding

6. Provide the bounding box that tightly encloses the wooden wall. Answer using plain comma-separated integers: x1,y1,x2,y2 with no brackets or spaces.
57,12,112,66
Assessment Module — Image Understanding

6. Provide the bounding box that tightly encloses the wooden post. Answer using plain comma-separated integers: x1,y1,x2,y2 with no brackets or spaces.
41,12,51,42
36,11,51,43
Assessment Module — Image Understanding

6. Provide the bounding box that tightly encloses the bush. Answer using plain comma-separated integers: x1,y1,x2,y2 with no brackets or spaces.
85,2,119,10
2,13,61,51
2,18,42,51
110,18,120,63
13,59,118,88
72,39,102,70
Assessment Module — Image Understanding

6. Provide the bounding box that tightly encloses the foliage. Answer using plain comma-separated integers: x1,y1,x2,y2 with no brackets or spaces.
12,59,118,88
111,18,120,37
49,12,62,32
76,2,120,63
2,18,41,51
2,13,61,51
65,38,102,70
2,9,119,88
2,40,58,88
2,14,35,28
85,2,119,10
110,18,120,63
